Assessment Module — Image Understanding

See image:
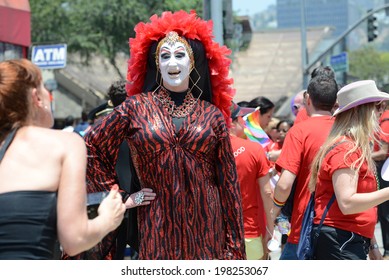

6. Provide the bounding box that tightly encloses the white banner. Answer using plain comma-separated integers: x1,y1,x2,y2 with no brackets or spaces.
0,260,386,280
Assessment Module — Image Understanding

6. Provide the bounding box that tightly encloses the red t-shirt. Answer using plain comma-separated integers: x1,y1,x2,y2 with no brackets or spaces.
314,140,377,238
230,135,270,238
275,115,334,244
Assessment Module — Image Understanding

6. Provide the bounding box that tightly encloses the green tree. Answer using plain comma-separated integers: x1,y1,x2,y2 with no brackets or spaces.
349,46,389,88
30,0,202,78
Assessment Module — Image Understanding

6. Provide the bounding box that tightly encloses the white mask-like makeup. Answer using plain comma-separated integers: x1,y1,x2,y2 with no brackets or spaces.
158,41,191,91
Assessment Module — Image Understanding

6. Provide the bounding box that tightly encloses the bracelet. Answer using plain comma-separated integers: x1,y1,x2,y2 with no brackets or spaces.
273,197,286,208
370,243,379,250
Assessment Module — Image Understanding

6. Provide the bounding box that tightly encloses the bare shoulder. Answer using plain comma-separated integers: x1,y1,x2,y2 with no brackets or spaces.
26,127,86,153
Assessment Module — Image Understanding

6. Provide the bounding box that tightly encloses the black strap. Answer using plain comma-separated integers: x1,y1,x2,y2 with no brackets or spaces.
0,128,17,162
314,193,335,236
310,192,335,258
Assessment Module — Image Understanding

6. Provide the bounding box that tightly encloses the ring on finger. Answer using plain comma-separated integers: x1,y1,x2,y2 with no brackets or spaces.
134,191,145,205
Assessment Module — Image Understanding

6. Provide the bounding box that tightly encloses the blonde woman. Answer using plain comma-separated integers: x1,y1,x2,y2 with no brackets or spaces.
309,80,389,260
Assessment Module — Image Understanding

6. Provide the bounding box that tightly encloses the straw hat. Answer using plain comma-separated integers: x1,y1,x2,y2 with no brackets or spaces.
333,80,389,116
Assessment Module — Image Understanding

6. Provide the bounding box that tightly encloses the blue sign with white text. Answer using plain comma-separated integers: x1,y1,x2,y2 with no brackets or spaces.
31,44,67,69
330,52,348,72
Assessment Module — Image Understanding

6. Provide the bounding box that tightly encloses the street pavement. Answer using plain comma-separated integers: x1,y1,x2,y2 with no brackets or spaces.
269,222,385,260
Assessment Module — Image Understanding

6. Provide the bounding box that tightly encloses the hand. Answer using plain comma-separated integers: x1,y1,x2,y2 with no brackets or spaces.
268,150,281,162
268,168,277,177
97,184,126,231
125,188,156,208
369,247,383,260
262,231,272,259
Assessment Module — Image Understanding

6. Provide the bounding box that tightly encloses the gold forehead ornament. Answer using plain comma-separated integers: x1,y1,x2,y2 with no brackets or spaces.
155,31,194,71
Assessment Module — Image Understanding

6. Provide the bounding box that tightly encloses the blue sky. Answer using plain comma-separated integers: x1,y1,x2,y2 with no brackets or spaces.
232,0,276,16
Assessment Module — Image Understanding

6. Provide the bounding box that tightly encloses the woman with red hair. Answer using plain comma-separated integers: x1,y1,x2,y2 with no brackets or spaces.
0,59,125,259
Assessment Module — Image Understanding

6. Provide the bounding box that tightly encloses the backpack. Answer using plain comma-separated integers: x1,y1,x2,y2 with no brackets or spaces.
296,192,335,260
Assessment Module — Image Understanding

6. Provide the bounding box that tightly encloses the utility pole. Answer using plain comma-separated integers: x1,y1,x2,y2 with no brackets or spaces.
203,0,234,47
203,0,211,20
386,0,389,16
223,0,234,42
203,0,224,45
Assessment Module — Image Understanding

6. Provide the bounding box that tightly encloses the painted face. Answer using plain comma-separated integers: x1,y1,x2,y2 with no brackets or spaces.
158,41,191,91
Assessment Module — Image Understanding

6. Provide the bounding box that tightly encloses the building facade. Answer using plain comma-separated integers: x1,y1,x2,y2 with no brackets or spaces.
0,0,31,61
276,0,374,37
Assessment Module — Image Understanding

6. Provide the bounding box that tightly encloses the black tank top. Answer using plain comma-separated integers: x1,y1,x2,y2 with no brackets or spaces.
0,129,58,259
0,191,57,259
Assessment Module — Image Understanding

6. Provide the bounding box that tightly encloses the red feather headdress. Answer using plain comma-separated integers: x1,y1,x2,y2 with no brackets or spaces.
126,10,235,125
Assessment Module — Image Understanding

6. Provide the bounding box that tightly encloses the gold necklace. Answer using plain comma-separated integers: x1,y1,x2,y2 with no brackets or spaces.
154,87,197,118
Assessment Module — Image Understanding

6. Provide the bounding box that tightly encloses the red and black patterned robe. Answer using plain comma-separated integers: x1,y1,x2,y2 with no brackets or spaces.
84,91,246,260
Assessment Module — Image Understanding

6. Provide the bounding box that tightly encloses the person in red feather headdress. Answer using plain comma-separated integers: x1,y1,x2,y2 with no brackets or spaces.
79,10,246,260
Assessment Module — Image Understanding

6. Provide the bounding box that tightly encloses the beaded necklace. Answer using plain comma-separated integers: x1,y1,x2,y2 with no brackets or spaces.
154,86,197,118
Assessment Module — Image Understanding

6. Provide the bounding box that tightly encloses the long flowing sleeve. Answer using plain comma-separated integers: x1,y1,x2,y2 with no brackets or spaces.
84,103,132,193
62,102,132,260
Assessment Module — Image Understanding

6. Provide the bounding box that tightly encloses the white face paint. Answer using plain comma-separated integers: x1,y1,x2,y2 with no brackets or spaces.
158,41,191,92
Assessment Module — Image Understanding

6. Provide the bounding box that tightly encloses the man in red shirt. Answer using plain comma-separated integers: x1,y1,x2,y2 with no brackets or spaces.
229,103,275,259
291,90,309,125
272,75,338,259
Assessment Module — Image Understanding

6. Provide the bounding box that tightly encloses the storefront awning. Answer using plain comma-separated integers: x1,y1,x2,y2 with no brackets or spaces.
0,0,31,47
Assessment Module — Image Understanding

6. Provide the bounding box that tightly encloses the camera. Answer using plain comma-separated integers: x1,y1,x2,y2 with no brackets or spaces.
86,191,109,219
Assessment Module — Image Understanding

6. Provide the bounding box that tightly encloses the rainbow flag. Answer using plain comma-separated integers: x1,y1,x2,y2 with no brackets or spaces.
243,108,271,148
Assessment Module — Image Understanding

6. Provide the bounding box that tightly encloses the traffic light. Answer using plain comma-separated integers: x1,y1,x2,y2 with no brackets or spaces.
367,12,378,42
